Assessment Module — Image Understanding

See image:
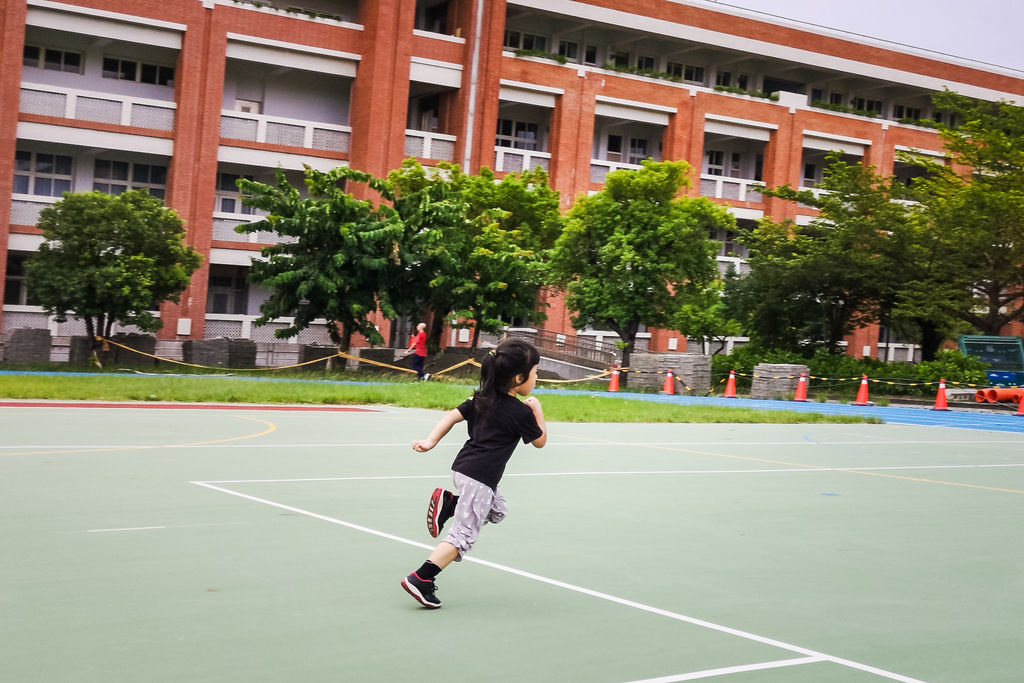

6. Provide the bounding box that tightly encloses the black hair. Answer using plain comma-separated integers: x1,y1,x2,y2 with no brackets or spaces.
473,338,540,416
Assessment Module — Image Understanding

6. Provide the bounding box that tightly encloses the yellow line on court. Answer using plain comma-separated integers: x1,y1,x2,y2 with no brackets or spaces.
2,415,277,457
570,434,1024,495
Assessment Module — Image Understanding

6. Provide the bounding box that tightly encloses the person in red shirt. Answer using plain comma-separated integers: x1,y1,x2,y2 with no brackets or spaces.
407,322,428,381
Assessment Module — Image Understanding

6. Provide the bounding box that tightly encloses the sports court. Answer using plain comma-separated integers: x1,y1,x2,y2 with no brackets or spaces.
2,400,1021,682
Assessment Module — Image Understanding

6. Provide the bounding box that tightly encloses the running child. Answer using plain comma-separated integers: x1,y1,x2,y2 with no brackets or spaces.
401,338,547,608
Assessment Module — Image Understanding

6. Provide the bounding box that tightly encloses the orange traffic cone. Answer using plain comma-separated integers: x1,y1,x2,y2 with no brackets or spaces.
723,370,738,398
607,365,620,393
932,378,950,411
793,373,809,402
662,369,675,395
852,374,872,406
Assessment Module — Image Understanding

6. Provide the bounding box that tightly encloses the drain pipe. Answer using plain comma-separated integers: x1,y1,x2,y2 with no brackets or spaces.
462,0,485,173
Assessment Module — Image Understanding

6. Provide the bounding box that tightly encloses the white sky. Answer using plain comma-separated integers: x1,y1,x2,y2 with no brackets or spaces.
703,0,1024,73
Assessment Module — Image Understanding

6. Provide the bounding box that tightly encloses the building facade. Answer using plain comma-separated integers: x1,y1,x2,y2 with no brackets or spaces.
2,0,1023,360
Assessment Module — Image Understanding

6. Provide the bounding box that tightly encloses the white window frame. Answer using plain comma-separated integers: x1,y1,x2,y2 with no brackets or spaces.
14,150,73,197
705,149,725,176
216,172,256,215
496,118,540,151
93,159,168,199
102,56,175,87
23,44,83,74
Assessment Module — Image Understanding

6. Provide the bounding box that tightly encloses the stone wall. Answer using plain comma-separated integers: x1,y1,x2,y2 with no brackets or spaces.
182,338,257,369
69,334,157,366
1,328,52,364
627,353,711,394
750,363,810,399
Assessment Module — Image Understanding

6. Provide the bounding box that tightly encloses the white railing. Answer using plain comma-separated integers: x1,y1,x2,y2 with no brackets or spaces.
220,111,352,153
590,158,643,184
205,313,333,344
9,194,58,226
699,175,765,201
404,130,457,161
20,82,176,131
211,211,297,245
494,147,550,173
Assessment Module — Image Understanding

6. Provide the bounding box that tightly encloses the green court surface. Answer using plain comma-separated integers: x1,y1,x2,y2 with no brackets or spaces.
1,403,1022,683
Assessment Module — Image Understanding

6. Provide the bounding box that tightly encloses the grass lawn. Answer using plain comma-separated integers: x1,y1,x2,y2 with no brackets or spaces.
0,368,880,424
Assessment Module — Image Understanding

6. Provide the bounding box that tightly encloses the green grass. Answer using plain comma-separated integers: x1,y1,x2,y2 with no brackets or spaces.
0,370,881,424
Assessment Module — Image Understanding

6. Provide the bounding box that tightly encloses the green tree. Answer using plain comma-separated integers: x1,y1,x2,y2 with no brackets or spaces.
736,153,905,354
906,91,1024,336
236,166,403,352
387,161,560,350
550,160,727,381
25,190,201,364
673,278,743,355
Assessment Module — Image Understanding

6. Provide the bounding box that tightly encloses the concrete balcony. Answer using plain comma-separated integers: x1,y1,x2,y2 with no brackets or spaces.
589,158,643,184
220,111,351,153
404,130,457,162
20,83,175,131
9,194,58,227
494,147,550,173
211,211,297,245
699,175,765,202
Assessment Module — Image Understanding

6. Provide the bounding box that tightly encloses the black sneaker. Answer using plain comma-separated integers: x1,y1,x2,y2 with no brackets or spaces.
427,488,458,538
401,572,441,608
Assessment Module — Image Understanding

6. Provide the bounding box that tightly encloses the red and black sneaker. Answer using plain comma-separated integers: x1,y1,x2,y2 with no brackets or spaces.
401,572,441,608
427,488,459,538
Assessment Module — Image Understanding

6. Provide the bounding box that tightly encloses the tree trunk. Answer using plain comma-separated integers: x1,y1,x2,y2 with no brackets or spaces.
918,322,943,362
471,324,480,351
429,309,446,353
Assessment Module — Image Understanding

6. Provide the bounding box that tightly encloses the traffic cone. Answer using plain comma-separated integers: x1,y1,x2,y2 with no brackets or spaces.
793,373,809,402
931,378,950,411
723,370,738,398
607,365,620,393
851,374,872,405
661,369,675,395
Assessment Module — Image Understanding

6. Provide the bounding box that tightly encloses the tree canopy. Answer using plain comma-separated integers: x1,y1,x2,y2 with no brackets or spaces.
549,160,728,377
236,166,403,351
25,190,201,361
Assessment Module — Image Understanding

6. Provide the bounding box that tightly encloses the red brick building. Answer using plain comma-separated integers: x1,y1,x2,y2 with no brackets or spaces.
2,0,1023,360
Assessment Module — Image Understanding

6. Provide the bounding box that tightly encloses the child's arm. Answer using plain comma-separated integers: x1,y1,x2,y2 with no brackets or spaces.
523,396,547,448
412,408,464,452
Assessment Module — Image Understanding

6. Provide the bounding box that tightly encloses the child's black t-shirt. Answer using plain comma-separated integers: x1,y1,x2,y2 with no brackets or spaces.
451,394,543,490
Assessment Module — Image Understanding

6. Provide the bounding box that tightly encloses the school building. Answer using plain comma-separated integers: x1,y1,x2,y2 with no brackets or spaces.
2,0,1023,363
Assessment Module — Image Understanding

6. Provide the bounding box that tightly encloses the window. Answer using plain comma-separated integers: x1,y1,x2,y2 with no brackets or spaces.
23,44,83,74
811,88,823,102
636,55,655,71
829,92,844,106
235,99,261,114
894,104,922,121
666,61,683,79
610,50,630,68
705,150,724,175
584,45,597,65
503,30,546,51
3,253,37,306
206,265,250,315
627,138,648,165
102,57,174,86
852,97,883,115
496,119,539,150
683,65,705,85
803,163,818,185
728,152,742,178
93,159,167,199
736,74,749,90
13,150,72,197
606,134,623,162
716,71,732,88
216,172,255,214
558,41,578,61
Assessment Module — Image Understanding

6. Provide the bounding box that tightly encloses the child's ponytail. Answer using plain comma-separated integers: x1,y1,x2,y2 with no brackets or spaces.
473,338,540,416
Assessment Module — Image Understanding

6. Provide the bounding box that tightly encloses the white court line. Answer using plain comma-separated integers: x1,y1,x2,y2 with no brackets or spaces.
622,655,826,682
5,438,1024,450
199,462,1024,484
191,481,928,683
86,526,165,533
